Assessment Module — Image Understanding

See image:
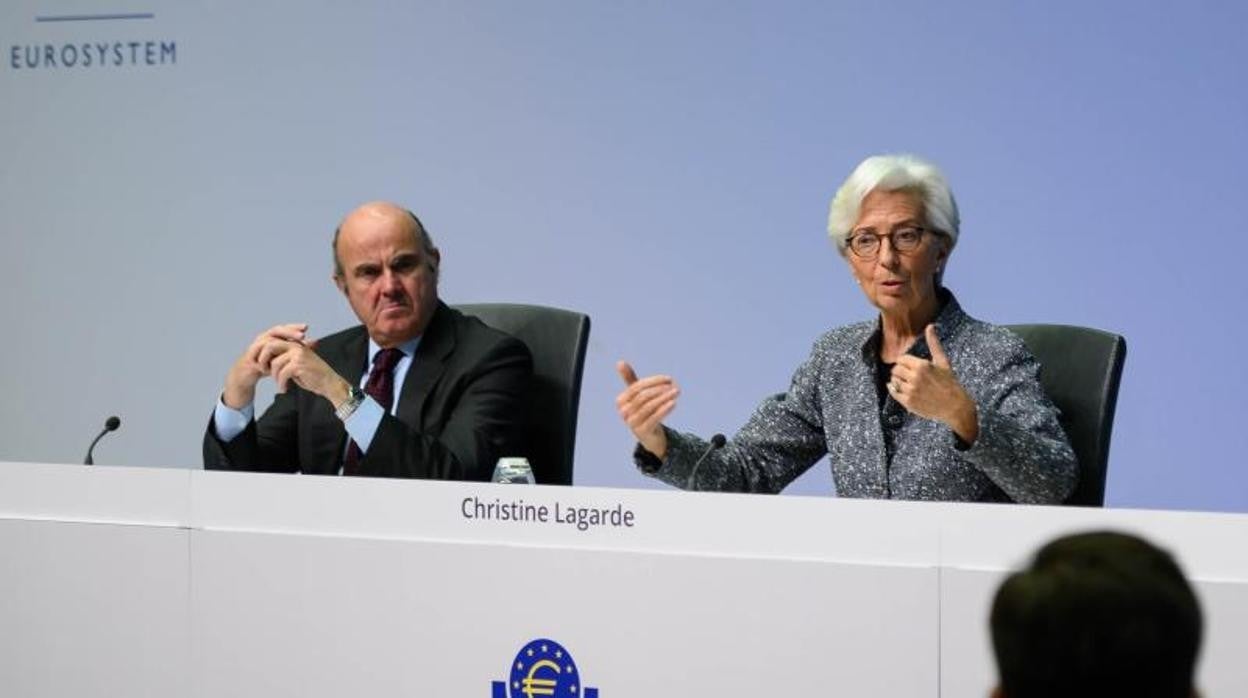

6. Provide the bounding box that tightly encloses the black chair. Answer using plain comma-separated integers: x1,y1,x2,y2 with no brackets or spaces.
456,303,591,485
1006,324,1127,507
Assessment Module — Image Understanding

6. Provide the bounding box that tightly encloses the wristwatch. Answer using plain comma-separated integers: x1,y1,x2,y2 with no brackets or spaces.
335,385,366,422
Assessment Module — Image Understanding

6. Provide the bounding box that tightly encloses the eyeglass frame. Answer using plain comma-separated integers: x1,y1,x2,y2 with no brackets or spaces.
844,225,944,259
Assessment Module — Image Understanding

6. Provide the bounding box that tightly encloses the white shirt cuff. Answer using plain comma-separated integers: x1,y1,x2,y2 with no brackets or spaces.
344,396,385,452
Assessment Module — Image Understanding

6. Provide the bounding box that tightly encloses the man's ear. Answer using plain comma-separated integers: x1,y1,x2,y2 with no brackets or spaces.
990,685,1005,698
428,247,441,281
333,274,347,296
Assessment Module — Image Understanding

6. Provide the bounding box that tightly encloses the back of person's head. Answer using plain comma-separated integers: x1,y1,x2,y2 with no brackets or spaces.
990,530,1202,698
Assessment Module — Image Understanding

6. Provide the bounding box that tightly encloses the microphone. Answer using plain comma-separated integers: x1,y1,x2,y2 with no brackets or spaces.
685,433,726,491
84,416,121,465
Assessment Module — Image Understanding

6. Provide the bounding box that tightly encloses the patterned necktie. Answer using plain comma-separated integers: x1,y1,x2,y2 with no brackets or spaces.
343,347,404,475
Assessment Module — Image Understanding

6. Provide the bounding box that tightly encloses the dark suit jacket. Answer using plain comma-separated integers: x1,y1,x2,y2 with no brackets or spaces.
203,302,533,480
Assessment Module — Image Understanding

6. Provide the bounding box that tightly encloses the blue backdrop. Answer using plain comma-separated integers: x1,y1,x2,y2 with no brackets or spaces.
2,1,1245,511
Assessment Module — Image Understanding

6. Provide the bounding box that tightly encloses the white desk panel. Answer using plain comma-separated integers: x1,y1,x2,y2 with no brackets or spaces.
1198,581,1248,697
938,567,1012,698
190,529,939,698
0,519,190,698
2,462,1244,698
938,502,1248,578
191,469,942,565
0,461,189,526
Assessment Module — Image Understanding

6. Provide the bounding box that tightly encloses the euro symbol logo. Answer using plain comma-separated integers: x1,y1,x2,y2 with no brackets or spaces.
493,638,598,698
521,659,560,697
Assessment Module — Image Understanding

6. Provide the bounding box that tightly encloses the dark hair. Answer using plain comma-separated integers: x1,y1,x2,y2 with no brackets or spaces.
990,530,1202,698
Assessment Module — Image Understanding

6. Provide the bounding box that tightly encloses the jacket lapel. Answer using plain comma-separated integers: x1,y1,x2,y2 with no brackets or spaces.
395,302,454,430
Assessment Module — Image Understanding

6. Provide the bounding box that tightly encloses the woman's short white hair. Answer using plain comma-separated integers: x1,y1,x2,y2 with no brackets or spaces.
827,154,960,257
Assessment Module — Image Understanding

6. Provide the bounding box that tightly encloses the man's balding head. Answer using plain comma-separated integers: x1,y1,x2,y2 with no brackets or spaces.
331,202,441,347
332,202,438,280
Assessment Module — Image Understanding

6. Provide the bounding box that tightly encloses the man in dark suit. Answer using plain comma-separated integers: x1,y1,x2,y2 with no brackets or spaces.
203,202,532,479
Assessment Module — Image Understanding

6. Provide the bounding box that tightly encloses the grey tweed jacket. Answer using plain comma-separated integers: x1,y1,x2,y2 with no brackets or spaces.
642,292,1078,503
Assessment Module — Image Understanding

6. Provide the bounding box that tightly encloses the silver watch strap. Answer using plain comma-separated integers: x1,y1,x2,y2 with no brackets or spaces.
335,386,365,421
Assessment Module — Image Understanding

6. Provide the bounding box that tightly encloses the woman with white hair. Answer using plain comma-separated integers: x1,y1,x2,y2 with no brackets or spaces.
616,154,1077,502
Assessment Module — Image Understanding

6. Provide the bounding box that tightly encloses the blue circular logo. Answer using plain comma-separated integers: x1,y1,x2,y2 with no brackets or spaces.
507,638,581,697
